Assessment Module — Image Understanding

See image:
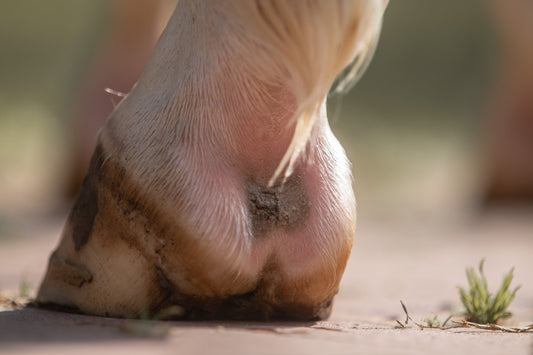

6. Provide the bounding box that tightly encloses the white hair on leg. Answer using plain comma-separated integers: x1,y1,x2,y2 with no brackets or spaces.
218,0,386,185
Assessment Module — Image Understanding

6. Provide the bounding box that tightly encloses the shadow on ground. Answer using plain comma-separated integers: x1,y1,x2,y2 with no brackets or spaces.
0,305,317,345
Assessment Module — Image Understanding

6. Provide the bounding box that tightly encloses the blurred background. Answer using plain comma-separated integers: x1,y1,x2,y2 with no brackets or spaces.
0,0,531,238
1,0,533,328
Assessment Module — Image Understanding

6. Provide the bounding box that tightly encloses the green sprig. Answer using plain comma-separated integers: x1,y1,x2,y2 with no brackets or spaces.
459,259,520,324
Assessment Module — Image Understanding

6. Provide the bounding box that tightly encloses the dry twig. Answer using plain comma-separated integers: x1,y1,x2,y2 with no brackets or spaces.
452,320,533,333
396,300,425,330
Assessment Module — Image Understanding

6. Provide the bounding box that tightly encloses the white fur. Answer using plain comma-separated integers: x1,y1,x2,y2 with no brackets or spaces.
102,0,383,283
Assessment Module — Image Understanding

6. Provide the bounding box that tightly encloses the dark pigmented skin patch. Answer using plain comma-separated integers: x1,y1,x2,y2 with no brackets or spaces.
70,145,103,251
247,175,310,236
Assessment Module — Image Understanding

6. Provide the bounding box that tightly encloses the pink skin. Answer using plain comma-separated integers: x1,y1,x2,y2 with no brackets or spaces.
109,0,355,280
105,86,353,291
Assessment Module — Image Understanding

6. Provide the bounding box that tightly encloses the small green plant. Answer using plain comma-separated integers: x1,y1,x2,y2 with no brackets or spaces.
459,259,520,324
422,314,441,328
19,279,31,298
421,313,454,328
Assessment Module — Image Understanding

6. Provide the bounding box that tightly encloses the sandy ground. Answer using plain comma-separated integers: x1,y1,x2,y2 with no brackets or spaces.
1,207,532,354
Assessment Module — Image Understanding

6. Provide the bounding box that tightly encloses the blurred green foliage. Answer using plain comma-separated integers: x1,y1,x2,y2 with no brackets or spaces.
0,0,108,112
346,0,495,121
